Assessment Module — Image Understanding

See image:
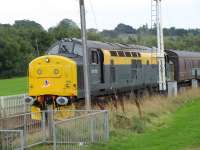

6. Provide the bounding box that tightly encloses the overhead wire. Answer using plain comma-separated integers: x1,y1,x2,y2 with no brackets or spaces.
88,0,99,29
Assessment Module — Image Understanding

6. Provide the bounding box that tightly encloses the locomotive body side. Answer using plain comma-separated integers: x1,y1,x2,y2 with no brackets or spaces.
75,48,159,99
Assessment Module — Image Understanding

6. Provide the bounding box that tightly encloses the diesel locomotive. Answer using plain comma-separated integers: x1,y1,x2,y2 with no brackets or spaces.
25,38,200,113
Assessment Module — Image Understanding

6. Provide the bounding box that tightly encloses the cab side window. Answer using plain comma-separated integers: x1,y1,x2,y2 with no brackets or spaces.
91,51,99,64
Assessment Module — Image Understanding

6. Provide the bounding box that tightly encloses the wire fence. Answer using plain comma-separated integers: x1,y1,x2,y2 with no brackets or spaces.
0,110,109,150
0,94,30,118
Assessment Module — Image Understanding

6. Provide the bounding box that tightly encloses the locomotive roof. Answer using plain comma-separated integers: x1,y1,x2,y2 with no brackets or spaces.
166,49,200,58
71,38,153,52
47,38,156,56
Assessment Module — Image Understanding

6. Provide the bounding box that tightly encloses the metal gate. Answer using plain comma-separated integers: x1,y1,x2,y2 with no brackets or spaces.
0,111,46,149
53,110,109,150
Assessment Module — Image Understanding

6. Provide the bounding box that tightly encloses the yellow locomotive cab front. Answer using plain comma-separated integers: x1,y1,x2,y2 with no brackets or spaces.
28,55,77,97
27,55,77,120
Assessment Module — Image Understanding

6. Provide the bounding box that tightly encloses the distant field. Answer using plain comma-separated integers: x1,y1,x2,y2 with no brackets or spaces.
0,77,27,96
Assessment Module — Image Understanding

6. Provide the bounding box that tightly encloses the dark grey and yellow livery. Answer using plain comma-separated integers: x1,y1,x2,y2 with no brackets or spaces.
26,38,159,113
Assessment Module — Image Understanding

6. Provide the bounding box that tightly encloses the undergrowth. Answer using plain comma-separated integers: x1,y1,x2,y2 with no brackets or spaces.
108,88,200,134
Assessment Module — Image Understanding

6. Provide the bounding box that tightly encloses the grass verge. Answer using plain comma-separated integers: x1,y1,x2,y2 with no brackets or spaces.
88,88,200,150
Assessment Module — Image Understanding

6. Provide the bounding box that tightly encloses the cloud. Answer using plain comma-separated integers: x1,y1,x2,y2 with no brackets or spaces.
0,0,199,30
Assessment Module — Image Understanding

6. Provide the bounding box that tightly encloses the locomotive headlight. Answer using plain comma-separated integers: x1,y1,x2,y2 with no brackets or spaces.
56,97,69,105
25,96,35,105
45,57,50,63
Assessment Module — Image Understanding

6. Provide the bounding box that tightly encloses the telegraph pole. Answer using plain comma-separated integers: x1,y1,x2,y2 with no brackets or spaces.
79,0,91,110
152,0,166,91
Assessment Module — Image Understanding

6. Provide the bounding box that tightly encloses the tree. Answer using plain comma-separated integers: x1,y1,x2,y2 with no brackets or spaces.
115,23,136,34
48,19,81,41
13,20,44,30
0,18,200,78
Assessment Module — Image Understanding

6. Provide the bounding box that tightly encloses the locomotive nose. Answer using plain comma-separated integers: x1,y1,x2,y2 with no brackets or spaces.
28,55,77,97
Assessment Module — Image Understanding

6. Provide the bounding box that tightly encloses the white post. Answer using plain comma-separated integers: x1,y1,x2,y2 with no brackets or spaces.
20,130,25,150
167,81,177,97
192,79,198,88
79,0,91,110
155,0,166,91
47,105,53,141
0,97,5,117
53,121,57,150
23,94,27,113
42,111,46,142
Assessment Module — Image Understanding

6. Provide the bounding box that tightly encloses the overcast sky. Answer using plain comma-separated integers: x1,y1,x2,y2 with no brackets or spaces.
0,0,199,30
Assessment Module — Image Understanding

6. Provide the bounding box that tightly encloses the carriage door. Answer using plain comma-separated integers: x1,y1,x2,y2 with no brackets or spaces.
90,49,101,85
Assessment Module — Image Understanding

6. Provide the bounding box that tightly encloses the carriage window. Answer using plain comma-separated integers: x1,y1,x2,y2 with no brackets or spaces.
91,51,98,64
125,52,132,57
192,61,195,67
74,44,83,56
110,51,118,56
190,61,192,68
118,51,125,57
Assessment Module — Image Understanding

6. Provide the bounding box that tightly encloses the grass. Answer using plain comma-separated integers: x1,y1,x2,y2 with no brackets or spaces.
0,77,27,96
88,89,200,150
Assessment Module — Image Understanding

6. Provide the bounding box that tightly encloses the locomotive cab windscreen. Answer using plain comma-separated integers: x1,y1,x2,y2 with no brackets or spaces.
47,39,83,57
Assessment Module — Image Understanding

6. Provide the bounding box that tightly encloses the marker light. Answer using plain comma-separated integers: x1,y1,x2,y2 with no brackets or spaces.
54,69,59,75
37,69,42,75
